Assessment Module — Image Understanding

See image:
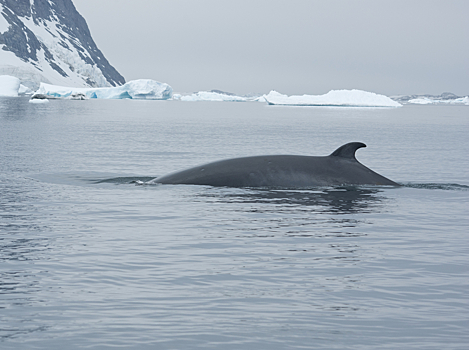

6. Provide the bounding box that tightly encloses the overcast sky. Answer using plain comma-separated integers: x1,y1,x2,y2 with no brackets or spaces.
73,0,468,96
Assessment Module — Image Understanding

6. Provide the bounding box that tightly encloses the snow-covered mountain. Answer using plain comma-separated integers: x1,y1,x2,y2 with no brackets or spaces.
0,0,125,89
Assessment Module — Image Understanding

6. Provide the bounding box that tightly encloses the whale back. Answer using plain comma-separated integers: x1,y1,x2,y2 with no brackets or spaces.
154,142,400,187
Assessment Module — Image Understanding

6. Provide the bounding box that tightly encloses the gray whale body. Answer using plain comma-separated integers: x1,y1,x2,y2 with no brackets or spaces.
154,142,400,187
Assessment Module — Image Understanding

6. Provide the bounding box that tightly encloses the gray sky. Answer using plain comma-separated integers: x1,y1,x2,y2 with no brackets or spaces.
73,0,468,96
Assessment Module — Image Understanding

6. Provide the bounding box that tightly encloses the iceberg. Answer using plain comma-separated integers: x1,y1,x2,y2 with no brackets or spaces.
254,96,267,102
175,91,248,102
407,98,434,105
408,97,469,105
32,79,173,100
456,97,469,105
0,75,20,97
393,92,467,104
263,90,402,107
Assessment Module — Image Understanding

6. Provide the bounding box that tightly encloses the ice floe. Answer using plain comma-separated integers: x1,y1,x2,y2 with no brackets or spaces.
263,90,402,107
29,98,49,104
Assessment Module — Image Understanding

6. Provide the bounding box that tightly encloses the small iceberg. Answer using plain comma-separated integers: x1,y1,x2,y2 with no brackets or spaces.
29,98,49,104
31,79,173,100
0,75,21,97
263,89,402,107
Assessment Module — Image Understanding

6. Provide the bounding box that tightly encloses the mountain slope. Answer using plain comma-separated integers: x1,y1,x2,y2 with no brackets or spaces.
0,0,125,89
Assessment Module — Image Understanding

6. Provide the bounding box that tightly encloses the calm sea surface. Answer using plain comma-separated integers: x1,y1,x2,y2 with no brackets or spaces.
1,97,468,349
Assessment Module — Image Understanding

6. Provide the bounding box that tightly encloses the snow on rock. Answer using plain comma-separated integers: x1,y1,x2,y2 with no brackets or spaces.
0,0,124,89
0,75,20,97
176,91,248,102
32,79,173,100
263,90,402,107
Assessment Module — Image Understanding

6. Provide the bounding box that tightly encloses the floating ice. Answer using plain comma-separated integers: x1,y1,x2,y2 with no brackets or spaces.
32,79,173,100
0,75,20,97
263,90,402,107
29,98,49,104
175,91,248,102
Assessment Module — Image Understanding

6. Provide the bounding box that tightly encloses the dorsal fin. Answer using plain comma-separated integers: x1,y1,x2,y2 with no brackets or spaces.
329,142,366,160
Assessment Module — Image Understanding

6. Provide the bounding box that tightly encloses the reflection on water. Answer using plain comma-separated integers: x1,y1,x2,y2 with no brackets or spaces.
202,186,387,215
98,178,387,240
182,186,388,243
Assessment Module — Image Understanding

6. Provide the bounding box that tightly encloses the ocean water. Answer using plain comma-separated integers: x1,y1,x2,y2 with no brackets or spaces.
1,97,468,349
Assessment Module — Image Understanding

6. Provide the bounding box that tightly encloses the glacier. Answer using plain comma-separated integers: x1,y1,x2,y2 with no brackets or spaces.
0,75,20,97
263,90,402,107
32,79,173,100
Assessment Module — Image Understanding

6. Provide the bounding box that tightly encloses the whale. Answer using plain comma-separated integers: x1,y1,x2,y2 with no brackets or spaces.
153,142,400,187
